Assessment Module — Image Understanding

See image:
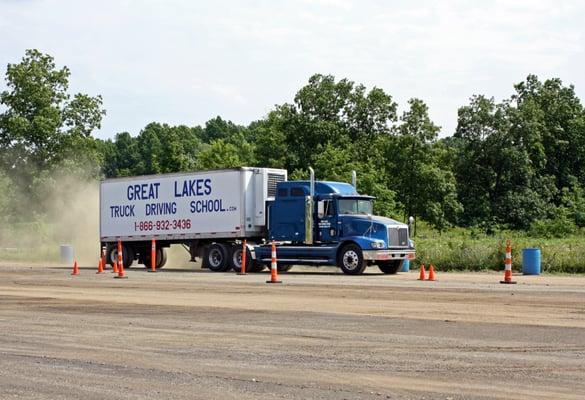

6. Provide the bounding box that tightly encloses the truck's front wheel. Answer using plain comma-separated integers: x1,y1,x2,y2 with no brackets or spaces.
337,244,366,275
203,243,230,272
378,260,402,274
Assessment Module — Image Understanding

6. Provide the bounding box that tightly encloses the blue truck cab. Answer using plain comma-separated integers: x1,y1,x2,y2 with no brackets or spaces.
254,175,415,275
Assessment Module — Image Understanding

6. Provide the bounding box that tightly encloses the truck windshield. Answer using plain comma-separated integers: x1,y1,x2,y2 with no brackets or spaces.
338,199,373,215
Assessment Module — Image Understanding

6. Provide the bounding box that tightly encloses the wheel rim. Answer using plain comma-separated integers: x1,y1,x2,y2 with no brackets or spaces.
343,250,360,270
232,249,242,269
209,248,223,268
110,250,118,264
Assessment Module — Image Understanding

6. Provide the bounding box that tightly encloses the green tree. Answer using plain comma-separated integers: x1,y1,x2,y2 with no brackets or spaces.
249,109,290,168
103,132,139,177
559,177,585,227
103,123,203,177
0,170,13,222
511,75,585,194
195,139,245,170
263,74,398,172
0,49,105,215
388,98,460,231
200,116,243,143
453,73,585,232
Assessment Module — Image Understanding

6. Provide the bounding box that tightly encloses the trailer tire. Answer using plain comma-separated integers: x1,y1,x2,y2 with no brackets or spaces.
337,243,366,275
123,246,135,268
229,245,255,273
144,247,167,269
203,243,230,272
107,245,117,266
107,244,134,268
158,248,168,268
377,260,402,274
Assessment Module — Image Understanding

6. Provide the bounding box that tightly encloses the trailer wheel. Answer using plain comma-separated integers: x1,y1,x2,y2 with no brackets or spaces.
124,246,135,268
107,245,117,266
229,245,256,273
377,260,402,274
158,248,167,268
107,244,134,268
337,244,366,275
203,243,230,272
144,248,167,269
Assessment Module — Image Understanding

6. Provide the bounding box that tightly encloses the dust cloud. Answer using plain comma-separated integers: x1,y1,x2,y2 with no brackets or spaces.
43,172,101,265
165,244,196,269
0,170,200,268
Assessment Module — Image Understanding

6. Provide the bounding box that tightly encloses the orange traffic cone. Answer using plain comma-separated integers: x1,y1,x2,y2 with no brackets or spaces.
501,268,515,284
147,239,157,273
71,261,79,276
237,239,247,275
114,261,127,279
96,258,105,274
418,263,426,281
101,248,106,272
500,239,517,284
266,240,282,284
428,264,436,281
112,260,119,274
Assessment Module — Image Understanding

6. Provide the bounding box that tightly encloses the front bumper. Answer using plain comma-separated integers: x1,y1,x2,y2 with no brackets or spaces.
362,249,416,261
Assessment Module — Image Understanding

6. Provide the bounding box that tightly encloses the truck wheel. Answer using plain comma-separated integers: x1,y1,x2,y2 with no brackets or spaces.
229,245,256,273
337,244,366,275
277,265,293,272
144,248,167,269
203,243,230,272
248,262,266,273
107,244,134,268
378,260,402,274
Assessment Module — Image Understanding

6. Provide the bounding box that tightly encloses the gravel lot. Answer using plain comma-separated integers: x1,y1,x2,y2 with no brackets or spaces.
1,263,584,399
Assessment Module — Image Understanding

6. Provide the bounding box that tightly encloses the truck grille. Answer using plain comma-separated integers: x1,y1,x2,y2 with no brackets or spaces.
267,173,286,197
388,227,409,247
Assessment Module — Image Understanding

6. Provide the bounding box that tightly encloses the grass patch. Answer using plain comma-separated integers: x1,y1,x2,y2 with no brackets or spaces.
413,224,585,273
0,221,63,263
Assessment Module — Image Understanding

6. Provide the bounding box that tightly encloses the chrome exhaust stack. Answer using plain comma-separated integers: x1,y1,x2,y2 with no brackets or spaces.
305,167,315,244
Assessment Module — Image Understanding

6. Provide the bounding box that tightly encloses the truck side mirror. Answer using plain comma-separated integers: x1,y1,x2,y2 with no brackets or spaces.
317,201,325,219
408,216,415,237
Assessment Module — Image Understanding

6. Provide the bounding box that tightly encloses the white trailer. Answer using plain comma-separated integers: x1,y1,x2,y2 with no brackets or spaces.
100,167,287,271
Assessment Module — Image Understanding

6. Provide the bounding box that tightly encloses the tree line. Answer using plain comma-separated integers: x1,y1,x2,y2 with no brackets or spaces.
2,50,585,235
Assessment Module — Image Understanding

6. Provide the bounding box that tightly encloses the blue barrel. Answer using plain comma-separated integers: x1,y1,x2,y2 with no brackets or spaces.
522,248,541,275
400,259,410,272
60,244,74,264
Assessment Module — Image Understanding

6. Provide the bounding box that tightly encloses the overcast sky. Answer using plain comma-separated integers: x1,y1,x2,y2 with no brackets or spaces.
1,0,584,139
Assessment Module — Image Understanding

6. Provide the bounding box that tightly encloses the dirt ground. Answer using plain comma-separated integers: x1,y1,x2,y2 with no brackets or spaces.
1,261,584,400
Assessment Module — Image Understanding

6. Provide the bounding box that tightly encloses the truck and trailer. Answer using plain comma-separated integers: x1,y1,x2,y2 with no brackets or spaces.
100,167,415,275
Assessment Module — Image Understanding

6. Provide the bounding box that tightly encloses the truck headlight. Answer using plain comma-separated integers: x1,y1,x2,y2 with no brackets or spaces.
371,240,385,249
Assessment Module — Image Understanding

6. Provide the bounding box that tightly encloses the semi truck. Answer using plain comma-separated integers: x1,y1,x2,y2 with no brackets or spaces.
100,167,415,275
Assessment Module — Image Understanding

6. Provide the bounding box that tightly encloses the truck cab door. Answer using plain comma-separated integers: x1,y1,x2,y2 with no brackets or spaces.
317,199,338,243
